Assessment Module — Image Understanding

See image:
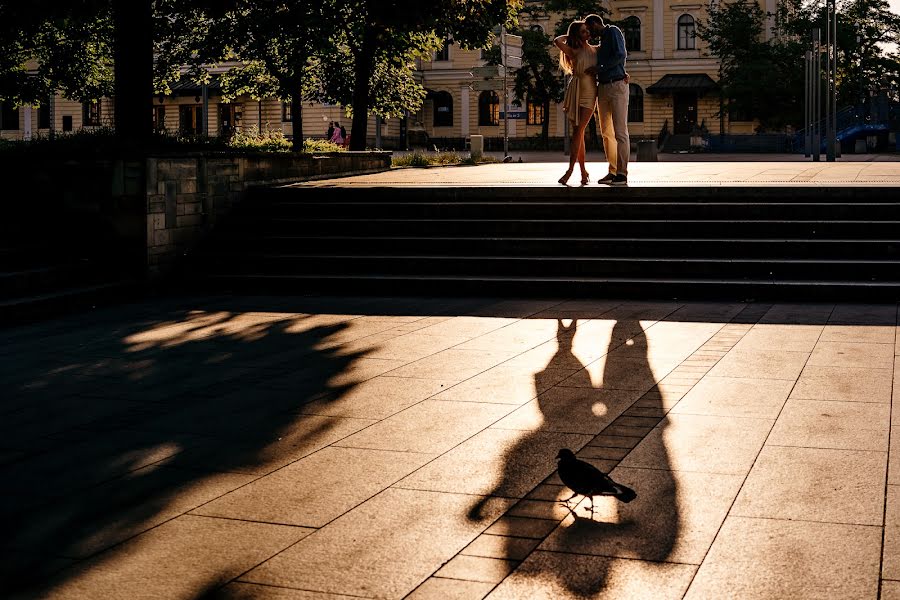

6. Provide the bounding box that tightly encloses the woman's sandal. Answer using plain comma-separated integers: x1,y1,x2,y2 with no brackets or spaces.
559,170,573,185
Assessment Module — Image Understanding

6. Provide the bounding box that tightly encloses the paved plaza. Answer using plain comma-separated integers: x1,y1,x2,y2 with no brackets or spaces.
2,294,899,599
303,156,900,188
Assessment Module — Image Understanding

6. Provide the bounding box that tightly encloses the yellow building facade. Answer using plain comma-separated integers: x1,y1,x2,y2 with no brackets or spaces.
1,0,766,146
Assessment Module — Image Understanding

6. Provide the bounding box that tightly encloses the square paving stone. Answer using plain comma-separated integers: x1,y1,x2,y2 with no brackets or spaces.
26,514,309,600
790,365,892,403
891,428,900,485
175,414,377,475
299,376,451,419
707,349,810,380
7,464,257,560
489,387,641,434
830,304,897,325
384,349,519,382
883,581,900,600
193,447,433,527
820,325,895,344
434,366,576,405
619,413,772,475
885,485,900,579
406,577,496,600
214,581,361,599
486,550,696,600
457,320,565,353
732,325,824,353
766,399,890,451
808,341,894,369
334,400,514,454
732,445,886,525
484,516,560,539
435,555,519,583
670,377,793,419
462,534,541,561
759,304,834,324
241,488,515,599
414,316,519,339
684,516,882,600
540,467,743,564
396,428,592,497
346,331,473,361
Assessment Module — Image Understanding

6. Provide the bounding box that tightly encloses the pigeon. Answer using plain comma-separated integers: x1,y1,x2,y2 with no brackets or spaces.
556,448,637,511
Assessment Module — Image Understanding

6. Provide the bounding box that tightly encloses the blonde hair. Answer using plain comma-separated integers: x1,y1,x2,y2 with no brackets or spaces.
559,20,586,75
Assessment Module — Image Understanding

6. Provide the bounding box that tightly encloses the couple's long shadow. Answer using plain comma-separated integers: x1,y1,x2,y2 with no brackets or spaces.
472,317,679,596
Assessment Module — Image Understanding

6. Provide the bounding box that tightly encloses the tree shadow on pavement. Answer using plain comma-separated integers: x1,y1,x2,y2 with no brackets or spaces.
0,306,369,597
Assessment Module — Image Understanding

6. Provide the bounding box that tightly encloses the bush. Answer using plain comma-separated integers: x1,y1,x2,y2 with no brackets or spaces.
301,138,346,153
392,151,464,167
227,127,292,152
0,126,359,156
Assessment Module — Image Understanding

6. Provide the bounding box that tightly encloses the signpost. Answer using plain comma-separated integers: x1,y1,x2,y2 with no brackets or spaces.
468,31,523,157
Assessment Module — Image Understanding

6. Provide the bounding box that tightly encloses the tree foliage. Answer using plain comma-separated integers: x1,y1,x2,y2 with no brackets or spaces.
330,0,521,150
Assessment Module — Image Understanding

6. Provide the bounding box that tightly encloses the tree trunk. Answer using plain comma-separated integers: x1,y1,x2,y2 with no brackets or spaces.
112,0,153,145
291,92,304,152
350,26,377,151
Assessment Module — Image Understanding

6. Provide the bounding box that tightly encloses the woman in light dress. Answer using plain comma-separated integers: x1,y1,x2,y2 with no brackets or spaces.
555,20,598,185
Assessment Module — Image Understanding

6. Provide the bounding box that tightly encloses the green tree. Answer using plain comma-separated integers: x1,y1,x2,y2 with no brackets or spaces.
697,0,805,131
836,0,900,107
333,0,521,150
156,0,338,150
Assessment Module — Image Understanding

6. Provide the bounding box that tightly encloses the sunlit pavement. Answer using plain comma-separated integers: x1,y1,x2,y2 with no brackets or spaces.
1,295,898,599
297,158,900,189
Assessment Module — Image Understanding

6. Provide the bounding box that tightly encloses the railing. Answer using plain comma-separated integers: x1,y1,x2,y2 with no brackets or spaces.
656,119,670,151
793,104,890,152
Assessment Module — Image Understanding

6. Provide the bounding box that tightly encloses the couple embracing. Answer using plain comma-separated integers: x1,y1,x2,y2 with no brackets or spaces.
555,14,630,186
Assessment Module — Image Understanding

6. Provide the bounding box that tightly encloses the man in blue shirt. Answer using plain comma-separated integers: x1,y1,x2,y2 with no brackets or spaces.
586,14,630,185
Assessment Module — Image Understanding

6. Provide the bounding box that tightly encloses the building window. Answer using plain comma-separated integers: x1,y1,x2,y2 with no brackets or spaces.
677,15,696,50
62,115,73,132
530,24,545,34
434,39,451,62
282,102,292,122
1,101,19,130
527,101,545,125
153,105,166,130
83,100,101,126
219,103,243,134
432,91,453,127
622,16,641,52
38,103,51,129
179,105,203,135
478,91,500,126
628,84,644,122
729,101,754,122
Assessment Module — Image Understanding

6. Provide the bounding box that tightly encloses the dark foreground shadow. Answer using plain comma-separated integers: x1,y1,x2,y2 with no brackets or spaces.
0,305,370,596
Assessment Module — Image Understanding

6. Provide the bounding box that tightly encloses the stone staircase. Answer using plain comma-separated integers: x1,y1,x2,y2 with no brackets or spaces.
188,185,900,300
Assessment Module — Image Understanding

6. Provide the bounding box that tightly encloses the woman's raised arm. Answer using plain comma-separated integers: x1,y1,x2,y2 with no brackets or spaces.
553,35,575,60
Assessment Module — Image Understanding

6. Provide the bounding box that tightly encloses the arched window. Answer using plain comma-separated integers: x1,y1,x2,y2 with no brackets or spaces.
527,100,545,125
628,84,644,122
530,24,545,34
479,91,500,126
622,16,641,52
432,91,453,127
677,14,696,50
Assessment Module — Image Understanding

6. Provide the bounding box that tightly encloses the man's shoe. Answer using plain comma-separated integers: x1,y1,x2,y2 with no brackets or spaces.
598,173,616,185
610,174,628,186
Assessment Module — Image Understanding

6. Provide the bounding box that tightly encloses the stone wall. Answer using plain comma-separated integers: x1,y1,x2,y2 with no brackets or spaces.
142,152,390,275
2,151,391,279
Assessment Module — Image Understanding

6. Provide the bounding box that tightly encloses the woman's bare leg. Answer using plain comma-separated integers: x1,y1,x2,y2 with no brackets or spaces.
576,107,593,184
560,117,579,184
